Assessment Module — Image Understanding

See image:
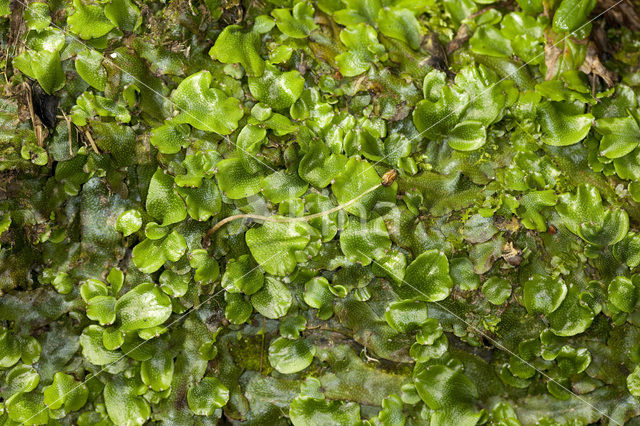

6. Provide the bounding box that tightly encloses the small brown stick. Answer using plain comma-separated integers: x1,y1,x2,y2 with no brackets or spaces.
84,129,99,154
60,109,73,155
24,84,43,146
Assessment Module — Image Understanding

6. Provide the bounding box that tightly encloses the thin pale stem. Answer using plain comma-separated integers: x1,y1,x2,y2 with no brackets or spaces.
205,183,383,240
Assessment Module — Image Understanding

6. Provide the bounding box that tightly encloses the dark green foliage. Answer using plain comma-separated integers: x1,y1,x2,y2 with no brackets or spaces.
2,0,640,424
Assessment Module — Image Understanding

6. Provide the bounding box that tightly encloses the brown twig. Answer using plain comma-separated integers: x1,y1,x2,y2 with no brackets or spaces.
60,109,73,155
24,84,43,147
84,129,99,154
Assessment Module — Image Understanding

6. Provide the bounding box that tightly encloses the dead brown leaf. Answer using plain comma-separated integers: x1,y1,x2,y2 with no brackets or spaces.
446,7,496,55
579,41,618,87
421,33,449,72
544,40,562,80
501,242,523,267
594,0,640,31
447,24,471,55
